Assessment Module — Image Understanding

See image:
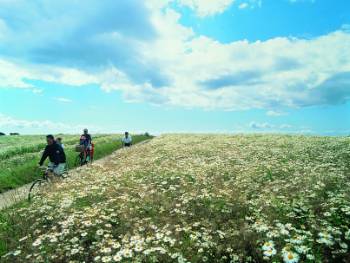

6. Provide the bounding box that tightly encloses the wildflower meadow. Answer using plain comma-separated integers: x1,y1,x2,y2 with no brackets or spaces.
0,134,349,262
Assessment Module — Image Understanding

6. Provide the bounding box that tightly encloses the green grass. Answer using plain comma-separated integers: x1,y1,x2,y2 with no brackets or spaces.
0,201,30,256
0,134,151,193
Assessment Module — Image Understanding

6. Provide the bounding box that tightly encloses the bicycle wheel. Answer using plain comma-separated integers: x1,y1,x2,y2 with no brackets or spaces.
86,151,92,164
28,179,49,201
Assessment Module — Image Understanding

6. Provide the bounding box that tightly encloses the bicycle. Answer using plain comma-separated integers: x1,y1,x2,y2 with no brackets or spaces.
75,144,94,167
28,165,68,201
75,149,92,166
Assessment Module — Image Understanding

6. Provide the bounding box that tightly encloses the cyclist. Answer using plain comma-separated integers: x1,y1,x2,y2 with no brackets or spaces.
80,128,92,163
122,131,132,147
38,135,66,176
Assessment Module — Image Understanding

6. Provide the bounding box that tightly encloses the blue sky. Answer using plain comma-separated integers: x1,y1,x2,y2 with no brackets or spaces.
0,0,349,135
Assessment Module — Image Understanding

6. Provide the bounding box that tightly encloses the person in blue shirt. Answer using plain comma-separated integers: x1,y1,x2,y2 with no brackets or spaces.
80,128,92,163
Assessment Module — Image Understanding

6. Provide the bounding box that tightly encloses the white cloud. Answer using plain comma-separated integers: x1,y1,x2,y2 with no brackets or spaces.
50,68,98,87
0,113,74,133
266,110,287,117
238,0,262,9
127,9,350,110
279,124,292,129
239,3,249,9
0,113,103,134
149,0,261,16
176,0,264,16
1,3,350,112
250,121,273,129
0,59,98,89
55,97,73,103
289,0,315,3
133,7,350,110
177,0,235,17
249,121,293,130
0,60,34,89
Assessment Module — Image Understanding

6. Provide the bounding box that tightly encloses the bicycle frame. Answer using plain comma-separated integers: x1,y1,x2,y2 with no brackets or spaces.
28,166,68,201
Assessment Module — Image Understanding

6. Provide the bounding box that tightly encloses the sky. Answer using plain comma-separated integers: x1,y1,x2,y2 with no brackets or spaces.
0,0,349,135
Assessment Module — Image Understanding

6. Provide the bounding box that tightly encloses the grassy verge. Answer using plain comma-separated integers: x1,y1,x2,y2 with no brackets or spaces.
0,135,151,193
0,202,30,256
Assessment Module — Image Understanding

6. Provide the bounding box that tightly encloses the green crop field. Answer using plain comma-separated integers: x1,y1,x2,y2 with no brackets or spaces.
0,134,349,263
0,134,151,193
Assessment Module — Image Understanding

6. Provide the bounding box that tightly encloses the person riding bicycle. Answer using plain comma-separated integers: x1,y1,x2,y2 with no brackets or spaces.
80,128,92,163
122,131,132,147
38,135,66,176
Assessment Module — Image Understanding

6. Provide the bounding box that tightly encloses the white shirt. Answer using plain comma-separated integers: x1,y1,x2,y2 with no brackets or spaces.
122,136,132,144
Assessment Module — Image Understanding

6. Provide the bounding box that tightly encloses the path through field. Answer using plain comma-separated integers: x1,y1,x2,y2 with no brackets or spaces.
0,183,32,210
0,140,151,210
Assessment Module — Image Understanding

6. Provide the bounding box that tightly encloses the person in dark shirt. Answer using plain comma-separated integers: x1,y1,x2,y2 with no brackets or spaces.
39,135,66,175
79,128,92,163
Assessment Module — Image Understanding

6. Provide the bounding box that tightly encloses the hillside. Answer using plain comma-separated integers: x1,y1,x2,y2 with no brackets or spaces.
1,134,350,262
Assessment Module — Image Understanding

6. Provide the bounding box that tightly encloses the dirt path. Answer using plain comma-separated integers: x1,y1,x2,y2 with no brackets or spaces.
0,183,32,210
0,139,152,210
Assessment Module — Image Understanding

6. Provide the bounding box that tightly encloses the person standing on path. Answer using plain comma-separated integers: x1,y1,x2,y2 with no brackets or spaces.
122,132,132,147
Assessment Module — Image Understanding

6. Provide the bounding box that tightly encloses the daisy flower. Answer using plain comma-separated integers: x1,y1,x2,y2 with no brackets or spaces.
96,229,104,236
32,239,42,247
263,248,277,257
113,254,122,262
122,248,133,258
283,251,299,263
262,240,275,251
101,256,112,262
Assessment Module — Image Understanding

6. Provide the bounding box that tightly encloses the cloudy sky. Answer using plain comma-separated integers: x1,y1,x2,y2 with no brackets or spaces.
0,0,349,135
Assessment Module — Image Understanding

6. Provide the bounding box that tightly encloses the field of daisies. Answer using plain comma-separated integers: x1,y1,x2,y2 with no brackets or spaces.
1,134,349,263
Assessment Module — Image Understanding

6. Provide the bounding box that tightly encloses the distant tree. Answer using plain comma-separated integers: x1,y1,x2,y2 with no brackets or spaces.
144,132,150,137
0,132,5,136
10,133,20,136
